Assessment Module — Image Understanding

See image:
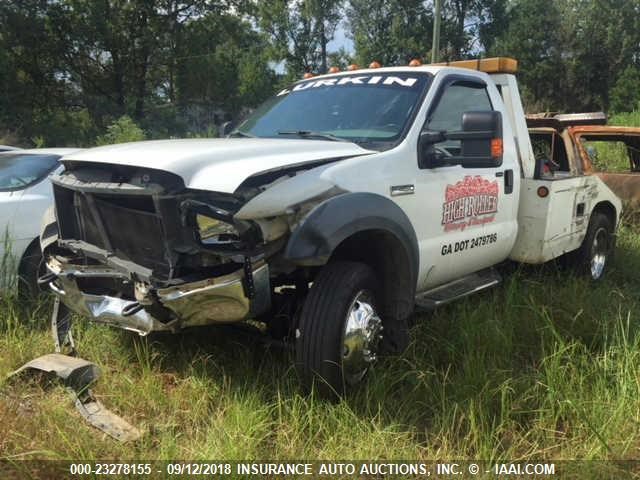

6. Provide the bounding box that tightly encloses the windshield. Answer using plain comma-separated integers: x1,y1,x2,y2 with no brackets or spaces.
0,153,60,191
236,72,431,149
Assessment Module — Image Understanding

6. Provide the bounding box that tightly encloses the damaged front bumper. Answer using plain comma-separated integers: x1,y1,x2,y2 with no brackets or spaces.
45,256,271,335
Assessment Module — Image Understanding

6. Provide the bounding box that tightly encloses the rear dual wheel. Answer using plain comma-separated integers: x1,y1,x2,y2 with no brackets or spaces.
295,261,383,399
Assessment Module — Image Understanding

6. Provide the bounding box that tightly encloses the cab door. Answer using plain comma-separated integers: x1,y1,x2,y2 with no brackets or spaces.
411,76,519,291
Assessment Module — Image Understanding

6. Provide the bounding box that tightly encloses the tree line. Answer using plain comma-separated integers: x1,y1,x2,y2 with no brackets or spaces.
1,0,640,147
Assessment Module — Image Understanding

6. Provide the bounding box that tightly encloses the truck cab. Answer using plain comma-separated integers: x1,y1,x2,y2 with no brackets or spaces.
41,58,621,398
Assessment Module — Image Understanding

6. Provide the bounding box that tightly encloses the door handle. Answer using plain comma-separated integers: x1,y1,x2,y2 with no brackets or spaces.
503,169,514,194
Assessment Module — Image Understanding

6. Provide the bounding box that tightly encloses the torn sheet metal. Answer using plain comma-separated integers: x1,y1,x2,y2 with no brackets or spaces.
51,296,75,354
8,353,141,442
10,353,98,392
75,397,141,442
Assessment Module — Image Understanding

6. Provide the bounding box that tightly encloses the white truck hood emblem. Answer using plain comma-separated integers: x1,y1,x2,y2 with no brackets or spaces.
61,138,374,193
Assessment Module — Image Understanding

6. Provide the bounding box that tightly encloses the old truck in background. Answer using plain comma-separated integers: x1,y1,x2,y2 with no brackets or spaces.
39,58,621,398
528,112,640,210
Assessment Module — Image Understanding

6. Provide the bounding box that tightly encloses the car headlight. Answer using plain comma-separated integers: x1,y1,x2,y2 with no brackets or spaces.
196,214,240,245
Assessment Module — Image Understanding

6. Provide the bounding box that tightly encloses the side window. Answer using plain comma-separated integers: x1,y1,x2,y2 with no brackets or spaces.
426,82,493,158
530,131,570,176
580,137,640,173
0,154,60,191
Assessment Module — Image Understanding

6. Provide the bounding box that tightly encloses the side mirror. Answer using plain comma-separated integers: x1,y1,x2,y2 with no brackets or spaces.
219,121,234,137
418,130,446,168
420,130,446,145
418,110,502,169
458,110,502,168
534,157,552,179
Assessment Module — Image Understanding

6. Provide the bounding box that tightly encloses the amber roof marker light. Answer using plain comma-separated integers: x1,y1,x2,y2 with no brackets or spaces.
346,64,359,71
368,61,382,69
328,66,340,74
302,72,314,79
409,59,422,66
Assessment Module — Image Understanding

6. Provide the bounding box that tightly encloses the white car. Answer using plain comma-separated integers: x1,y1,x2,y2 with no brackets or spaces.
0,148,81,296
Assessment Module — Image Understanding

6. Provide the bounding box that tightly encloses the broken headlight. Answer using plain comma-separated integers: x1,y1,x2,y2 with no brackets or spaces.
196,214,240,245
181,198,261,249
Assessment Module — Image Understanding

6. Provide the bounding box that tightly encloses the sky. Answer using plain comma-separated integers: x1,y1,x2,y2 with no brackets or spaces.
327,22,355,54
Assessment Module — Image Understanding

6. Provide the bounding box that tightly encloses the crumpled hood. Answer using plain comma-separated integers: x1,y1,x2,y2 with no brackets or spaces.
61,138,374,193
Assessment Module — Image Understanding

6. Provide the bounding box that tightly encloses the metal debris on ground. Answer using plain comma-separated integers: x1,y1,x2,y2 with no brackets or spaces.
8,353,141,442
51,297,75,355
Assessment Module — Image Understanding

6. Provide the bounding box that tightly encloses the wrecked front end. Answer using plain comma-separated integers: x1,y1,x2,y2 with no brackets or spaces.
41,163,275,335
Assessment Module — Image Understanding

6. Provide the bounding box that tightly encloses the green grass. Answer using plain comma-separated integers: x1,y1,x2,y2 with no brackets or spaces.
0,229,18,292
610,111,640,128
587,140,631,172
2,225,640,466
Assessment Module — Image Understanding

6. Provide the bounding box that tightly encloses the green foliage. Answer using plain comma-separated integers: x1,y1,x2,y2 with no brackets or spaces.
493,0,640,113
2,0,640,143
584,140,630,172
326,49,354,70
237,54,278,108
492,0,568,111
0,131,19,148
609,65,640,114
31,136,46,148
255,0,343,75
0,1,280,145
95,115,146,146
175,13,276,126
610,110,640,127
184,125,220,139
31,108,97,148
348,0,431,66
347,0,507,66
440,0,508,59
564,0,640,111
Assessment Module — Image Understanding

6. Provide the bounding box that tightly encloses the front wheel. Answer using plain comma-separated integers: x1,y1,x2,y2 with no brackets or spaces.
296,261,383,399
18,241,45,302
571,212,615,280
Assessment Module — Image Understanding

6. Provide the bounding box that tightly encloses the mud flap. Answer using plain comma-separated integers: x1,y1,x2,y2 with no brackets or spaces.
8,353,141,442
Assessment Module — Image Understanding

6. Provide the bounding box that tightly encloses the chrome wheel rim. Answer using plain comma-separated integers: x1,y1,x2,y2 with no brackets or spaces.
341,290,382,385
590,227,608,280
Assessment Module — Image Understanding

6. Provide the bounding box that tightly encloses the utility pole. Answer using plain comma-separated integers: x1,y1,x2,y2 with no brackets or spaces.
431,0,442,63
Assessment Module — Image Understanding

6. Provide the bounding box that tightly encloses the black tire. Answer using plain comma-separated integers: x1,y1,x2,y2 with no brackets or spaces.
17,240,45,302
296,261,382,399
570,212,614,280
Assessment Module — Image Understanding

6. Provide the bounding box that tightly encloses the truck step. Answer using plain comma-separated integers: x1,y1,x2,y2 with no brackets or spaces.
415,268,502,310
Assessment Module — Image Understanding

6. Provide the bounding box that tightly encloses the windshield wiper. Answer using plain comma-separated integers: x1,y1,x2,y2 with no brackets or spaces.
277,130,348,142
10,177,28,187
229,130,255,138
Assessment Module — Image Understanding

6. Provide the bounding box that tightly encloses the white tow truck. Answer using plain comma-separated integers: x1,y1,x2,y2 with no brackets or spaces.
40,58,621,398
